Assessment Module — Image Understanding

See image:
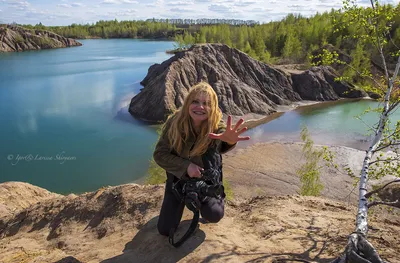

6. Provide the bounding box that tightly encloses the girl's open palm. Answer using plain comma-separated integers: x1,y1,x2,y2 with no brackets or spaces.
208,115,250,144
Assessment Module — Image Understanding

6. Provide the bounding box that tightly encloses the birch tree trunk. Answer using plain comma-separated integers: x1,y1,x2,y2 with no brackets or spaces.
355,56,399,235
332,0,400,260
335,40,400,263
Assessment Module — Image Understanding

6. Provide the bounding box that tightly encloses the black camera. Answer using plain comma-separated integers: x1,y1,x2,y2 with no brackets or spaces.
182,179,224,212
183,179,224,199
171,167,224,212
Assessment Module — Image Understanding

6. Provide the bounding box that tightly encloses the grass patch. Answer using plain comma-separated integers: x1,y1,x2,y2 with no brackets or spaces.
14,34,24,43
223,178,234,201
144,158,165,185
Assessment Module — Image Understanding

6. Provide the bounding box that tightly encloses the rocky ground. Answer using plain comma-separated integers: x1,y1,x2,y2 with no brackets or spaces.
0,25,82,52
1,142,399,263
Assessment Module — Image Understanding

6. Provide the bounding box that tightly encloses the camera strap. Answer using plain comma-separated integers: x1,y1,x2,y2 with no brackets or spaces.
168,210,199,247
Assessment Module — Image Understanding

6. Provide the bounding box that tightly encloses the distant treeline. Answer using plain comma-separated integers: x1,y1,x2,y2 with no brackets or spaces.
144,18,259,26
21,20,177,39
19,4,400,85
19,18,258,39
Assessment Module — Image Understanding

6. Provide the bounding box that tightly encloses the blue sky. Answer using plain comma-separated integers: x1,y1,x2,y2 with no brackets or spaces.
0,0,399,26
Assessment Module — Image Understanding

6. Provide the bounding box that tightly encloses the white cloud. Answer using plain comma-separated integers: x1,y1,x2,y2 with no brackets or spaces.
170,7,195,12
168,1,194,6
107,9,136,16
288,4,303,7
102,0,120,4
316,3,341,8
288,4,317,12
25,9,72,20
102,0,138,3
8,0,30,10
250,7,273,12
57,4,72,8
56,3,86,8
318,0,341,3
48,13,72,19
71,3,85,7
2,0,400,26
208,3,233,12
144,0,164,7
232,0,259,7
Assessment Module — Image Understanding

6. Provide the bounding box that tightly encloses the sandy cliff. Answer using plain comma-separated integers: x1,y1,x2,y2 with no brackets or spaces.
129,44,366,123
0,143,399,263
0,25,82,52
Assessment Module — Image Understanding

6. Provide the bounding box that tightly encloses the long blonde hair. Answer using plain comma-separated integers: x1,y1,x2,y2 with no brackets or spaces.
165,82,222,157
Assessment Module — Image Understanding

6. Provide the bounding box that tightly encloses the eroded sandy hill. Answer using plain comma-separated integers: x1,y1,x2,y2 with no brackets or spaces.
0,184,399,263
1,143,399,263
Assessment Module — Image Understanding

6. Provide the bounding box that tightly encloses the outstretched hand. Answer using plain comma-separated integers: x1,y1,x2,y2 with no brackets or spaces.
208,115,250,145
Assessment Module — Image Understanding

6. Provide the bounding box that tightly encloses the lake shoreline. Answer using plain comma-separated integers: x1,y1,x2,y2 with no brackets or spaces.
232,97,376,130
1,38,385,196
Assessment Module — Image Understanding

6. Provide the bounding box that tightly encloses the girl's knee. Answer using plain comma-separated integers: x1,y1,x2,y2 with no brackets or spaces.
207,210,224,223
201,206,224,223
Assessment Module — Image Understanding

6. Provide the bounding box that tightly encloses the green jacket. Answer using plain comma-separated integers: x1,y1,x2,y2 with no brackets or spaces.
153,117,236,179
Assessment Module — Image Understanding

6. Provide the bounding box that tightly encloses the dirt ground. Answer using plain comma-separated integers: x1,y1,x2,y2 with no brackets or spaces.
0,142,399,263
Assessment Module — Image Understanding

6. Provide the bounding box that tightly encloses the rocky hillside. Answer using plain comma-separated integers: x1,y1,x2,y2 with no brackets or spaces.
0,25,82,52
129,43,366,123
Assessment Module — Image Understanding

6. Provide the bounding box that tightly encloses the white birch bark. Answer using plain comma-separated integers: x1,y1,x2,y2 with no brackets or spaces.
355,51,400,235
354,0,400,236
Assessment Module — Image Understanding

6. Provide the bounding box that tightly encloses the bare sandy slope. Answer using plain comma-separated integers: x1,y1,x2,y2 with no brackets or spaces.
0,183,399,263
223,142,367,203
0,143,399,263
0,182,62,218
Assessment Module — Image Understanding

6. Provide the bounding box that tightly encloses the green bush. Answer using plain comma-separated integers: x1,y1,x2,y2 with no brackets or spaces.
14,34,24,43
145,125,165,185
223,178,234,201
31,35,53,47
144,157,165,185
297,125,324,196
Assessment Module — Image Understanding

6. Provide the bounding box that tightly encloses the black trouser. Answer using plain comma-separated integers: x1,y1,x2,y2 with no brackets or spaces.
157,178,225,236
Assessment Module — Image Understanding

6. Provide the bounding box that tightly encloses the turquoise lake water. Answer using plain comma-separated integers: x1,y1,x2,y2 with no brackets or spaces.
0,39,398,194
0,39,175,194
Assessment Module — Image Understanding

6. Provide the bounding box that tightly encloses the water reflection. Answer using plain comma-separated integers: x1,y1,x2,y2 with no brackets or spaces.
17,111,38,134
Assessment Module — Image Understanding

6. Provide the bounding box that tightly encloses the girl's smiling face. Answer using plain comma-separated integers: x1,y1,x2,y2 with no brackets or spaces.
188,92,210,127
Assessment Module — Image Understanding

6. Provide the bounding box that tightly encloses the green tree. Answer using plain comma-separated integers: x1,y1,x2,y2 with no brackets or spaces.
174,34,185,50
328,0,400,261
282,29,302,61
253,29,266,59
297,126,324,196
236,27,245,50
182,31,195,48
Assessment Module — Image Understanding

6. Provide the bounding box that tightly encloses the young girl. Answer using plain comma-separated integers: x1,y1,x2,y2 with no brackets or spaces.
153,82,250,236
